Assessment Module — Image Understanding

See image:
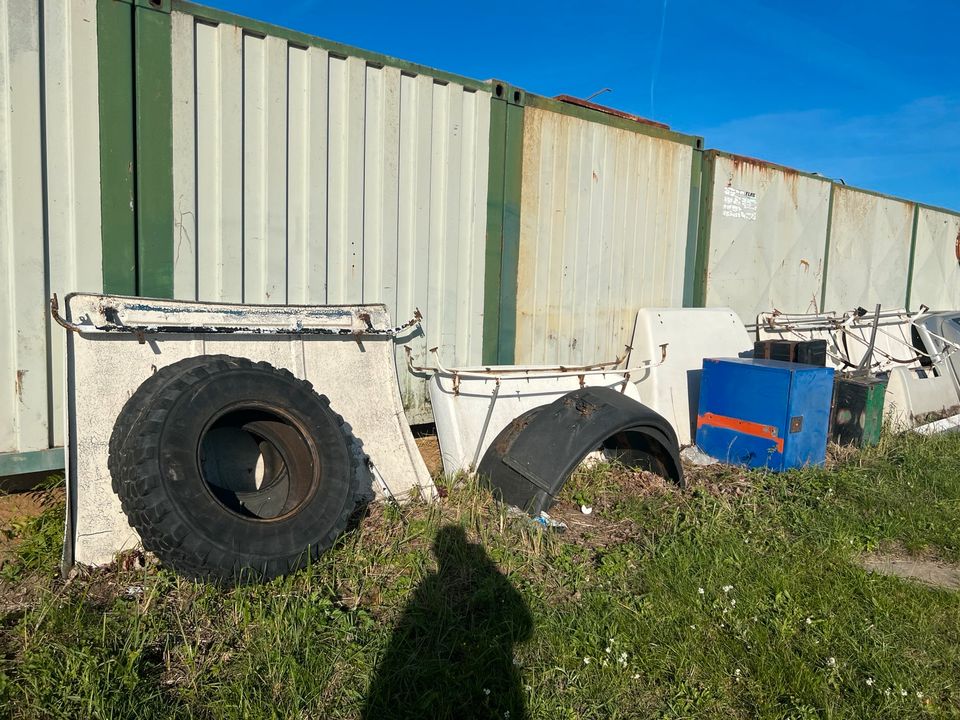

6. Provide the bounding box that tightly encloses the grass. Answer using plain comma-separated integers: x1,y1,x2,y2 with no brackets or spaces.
1,432,960,719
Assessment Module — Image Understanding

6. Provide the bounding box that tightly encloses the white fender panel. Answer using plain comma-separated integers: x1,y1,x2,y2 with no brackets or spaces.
428,367,644,477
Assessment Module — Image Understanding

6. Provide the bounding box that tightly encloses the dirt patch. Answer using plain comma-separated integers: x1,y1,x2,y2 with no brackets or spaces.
0,487,63,565
860,552,960,591
0,491,55,527
415,435,443,477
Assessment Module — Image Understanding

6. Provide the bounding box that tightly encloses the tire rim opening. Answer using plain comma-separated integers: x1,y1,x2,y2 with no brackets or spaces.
199,408,318,521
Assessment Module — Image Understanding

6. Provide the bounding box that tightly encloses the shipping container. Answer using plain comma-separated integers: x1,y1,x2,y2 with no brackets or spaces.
695,151,831,321
822,185,915,311
0,0,101,476
909,205,960,311
2,0,959,476
167,5,492,423
512,94,702,366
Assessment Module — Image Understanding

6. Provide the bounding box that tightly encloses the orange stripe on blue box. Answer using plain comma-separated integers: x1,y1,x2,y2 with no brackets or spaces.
696,412,784,453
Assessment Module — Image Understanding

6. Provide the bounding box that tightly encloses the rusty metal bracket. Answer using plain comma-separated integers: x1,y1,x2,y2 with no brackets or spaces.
405,344,668,387
50,294,80,334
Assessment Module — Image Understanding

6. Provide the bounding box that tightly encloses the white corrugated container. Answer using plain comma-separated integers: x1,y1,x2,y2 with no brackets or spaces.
699,152,831,321
169,10,491,422
514,103,695,365
823,186,914,311
910,206,960,311
0,0,101,470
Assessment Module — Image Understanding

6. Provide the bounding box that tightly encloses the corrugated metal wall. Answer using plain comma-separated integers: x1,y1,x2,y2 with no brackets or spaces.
823,186,915,310
169,10,491,422
910,206,960,311
0,0,101,459
514,104,694,365
700,152,831,321
2,0,960,473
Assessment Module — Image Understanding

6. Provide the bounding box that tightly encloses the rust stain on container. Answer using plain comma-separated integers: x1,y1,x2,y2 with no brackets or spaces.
728,152,802,207
15,370,27,403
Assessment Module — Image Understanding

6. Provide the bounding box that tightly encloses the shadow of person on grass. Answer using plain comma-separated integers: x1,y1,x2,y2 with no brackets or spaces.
362,525,533,720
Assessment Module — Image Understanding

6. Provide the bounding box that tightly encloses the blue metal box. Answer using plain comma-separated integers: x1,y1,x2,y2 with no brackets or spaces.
695,358,835,471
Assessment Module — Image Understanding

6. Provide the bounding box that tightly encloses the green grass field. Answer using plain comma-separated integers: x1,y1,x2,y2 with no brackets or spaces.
2,432,959,719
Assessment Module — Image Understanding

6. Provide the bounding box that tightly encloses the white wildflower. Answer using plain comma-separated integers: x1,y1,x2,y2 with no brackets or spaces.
866,678,874,687
827,657,836,667
632,673,640,679
730,599,736,606
805,617,813,625
917,691,924,699
722,585,734,593
484,688,491,696
901,688,908,697
583,657,591,665
698,587,705,595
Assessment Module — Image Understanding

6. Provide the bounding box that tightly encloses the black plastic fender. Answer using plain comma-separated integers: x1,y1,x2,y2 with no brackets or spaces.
477,386,683,514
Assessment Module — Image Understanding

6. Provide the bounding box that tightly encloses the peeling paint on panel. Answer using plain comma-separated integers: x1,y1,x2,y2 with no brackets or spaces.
15,370,26,403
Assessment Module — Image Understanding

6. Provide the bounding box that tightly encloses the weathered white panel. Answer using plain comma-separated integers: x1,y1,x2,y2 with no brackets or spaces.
629,308,752,446
515,106,693,366
0,0,100,457
910,207,960,311
170,11,491,422
703,153,830,321
823,187,914,310
64,294,434,566
885,365,960,431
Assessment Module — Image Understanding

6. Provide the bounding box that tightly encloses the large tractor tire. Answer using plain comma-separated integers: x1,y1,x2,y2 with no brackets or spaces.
108,355,364,583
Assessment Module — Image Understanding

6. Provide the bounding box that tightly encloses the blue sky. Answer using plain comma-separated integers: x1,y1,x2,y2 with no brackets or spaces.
209,0,960,209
